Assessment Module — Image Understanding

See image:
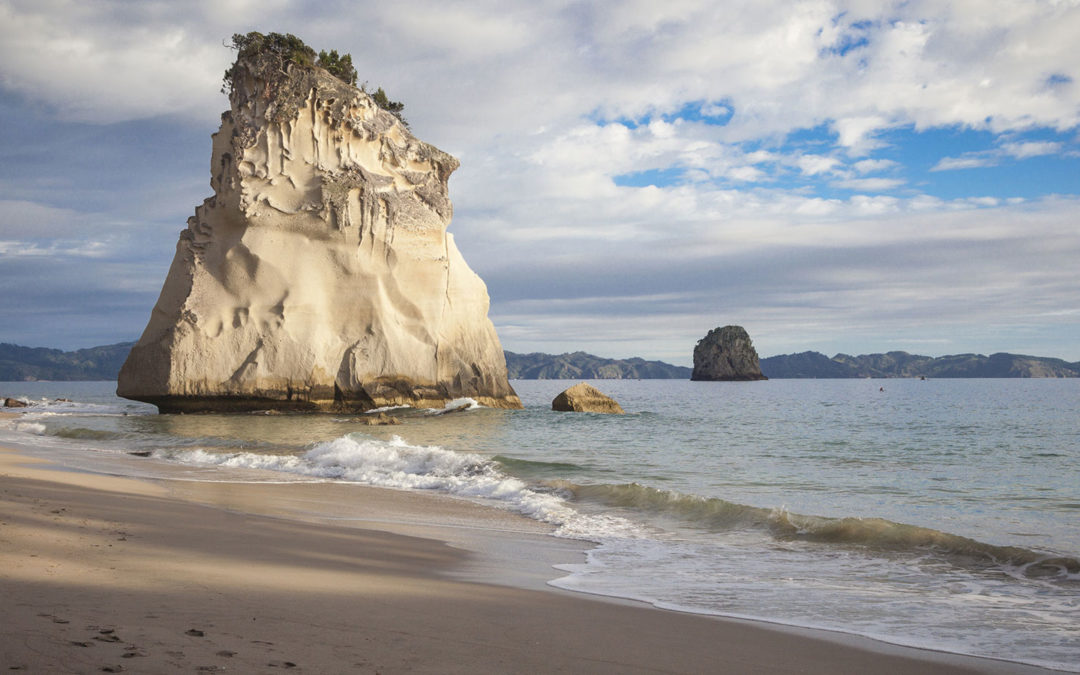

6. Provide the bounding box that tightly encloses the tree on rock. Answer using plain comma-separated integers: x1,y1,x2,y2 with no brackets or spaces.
317,49,357,86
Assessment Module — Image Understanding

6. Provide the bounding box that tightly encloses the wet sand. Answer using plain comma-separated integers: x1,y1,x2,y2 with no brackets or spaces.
0,441,1052,674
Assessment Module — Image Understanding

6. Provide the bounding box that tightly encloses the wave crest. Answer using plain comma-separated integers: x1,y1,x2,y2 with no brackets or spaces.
567,482,1080,580
159,434,639,540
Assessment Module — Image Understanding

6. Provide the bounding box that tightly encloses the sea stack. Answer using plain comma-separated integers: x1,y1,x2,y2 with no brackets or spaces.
118,35,521,413
691,325,767,381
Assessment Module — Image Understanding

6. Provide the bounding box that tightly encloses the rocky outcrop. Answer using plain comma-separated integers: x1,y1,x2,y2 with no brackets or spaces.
3,397,28,408
118,48,521,413
691,326,767,381
551,383,625,414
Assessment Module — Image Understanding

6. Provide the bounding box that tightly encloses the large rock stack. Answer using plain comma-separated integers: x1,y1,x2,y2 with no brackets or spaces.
118,41,520,412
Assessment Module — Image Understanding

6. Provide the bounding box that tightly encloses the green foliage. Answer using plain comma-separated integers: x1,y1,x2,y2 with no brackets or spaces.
221,31,408,128
316,49,357,86
222,31,357,93
232,31,316,66
366,85,409,128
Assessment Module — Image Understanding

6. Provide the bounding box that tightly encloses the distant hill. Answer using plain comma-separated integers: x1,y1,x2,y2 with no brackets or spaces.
504,351,692,379
760,351,1080,378
0,342,136,381
4,342,1076,381
0,343,692,382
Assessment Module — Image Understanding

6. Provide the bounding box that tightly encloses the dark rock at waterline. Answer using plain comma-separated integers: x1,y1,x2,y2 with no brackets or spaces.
355,412,401,425
3,397,28,408
552,382,625,414
691,325,767,381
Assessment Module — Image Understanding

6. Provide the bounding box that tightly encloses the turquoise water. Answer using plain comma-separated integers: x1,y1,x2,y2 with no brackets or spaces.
2,378,1078,670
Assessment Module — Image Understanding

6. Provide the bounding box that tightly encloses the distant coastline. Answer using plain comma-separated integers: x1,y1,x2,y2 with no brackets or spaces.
2,342,1078,381
760,350,1080,379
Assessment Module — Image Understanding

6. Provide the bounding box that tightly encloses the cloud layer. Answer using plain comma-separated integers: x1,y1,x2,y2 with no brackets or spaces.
1,0,1078,360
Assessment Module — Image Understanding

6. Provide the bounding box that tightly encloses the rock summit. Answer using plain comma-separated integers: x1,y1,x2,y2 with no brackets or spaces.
691,326,767,381
118,37,521,412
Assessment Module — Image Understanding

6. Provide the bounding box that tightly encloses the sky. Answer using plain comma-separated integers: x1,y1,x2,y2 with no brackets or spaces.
1,0,1078,366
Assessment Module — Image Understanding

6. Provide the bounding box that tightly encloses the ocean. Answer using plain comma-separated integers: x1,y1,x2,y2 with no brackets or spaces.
2,378,1078,671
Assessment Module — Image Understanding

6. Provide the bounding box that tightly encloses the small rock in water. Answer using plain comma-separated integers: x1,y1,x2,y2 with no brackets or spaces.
552,383,625,414
356,412,400,425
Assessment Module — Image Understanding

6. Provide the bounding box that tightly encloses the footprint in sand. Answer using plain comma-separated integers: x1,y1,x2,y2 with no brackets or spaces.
38,613,70,624
94,633,122,643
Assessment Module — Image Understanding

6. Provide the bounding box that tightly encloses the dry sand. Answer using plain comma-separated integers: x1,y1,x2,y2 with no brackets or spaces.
0,441,1053,674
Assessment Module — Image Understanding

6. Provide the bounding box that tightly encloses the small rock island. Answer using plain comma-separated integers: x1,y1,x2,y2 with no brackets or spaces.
552,383,625,414
691,325,767,381
118,33,521,413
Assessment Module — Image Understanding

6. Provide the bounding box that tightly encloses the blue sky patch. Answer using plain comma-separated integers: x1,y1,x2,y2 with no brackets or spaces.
609,119,1079,201
590,99,734,130
613,167,687,188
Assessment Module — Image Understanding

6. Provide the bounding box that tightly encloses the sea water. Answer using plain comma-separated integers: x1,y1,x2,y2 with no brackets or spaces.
2,378,1078,671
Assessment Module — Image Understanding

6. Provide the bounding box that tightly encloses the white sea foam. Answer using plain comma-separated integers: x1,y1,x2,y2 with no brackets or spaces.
12,421,47,435
364,404,413,414
161,434,641,540
425,397,483,414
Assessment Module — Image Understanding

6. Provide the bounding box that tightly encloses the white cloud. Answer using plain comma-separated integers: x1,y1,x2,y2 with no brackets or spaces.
0,239,108,258
795,154,841,176
0,1,231,123
830,177,906,192
0,200,86,236
932,137,1066,171
853,159,898,174
930,154,997,171
1000,141,1062,159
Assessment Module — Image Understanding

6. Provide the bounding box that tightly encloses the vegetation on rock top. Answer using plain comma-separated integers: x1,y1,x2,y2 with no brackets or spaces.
222,31,407,126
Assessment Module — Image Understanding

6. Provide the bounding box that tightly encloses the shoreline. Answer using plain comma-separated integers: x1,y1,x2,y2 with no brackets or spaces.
0,437,1058,674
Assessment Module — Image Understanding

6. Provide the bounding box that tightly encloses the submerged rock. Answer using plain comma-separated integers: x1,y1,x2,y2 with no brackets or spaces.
691,326,767,381
118,43,521,413
552,383,625,414
355,412,400,426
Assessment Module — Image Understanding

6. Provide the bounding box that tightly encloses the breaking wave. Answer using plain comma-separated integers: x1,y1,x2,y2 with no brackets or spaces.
565,482,1080,581
158,434,640,540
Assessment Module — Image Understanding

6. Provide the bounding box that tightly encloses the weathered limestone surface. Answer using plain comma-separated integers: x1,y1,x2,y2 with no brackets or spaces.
551,383,625,414
118,54,521,413
691,326,767,381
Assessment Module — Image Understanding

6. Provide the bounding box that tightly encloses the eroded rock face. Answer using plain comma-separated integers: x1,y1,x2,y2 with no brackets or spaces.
691,326,767,381
551,383,625,414
118,54,521,412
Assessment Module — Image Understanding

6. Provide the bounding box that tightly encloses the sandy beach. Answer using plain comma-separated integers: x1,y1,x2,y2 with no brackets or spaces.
0,434,1053,674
